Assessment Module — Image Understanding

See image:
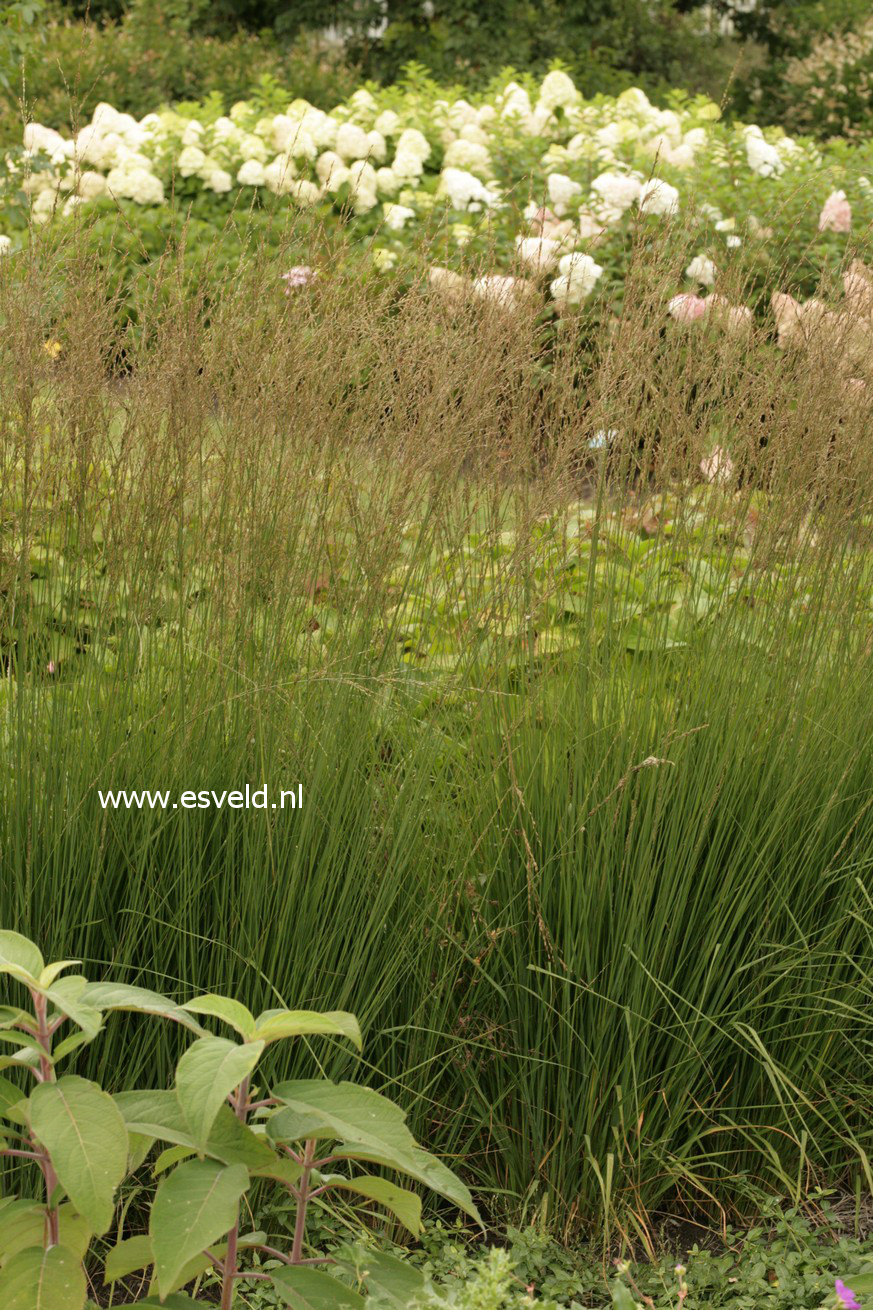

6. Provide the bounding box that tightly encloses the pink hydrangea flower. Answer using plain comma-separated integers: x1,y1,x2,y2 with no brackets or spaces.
668,293,706,323
704,294,753,335
818,191,852,234
835,1279,860,1310
281,266,316,291
700,445,733,484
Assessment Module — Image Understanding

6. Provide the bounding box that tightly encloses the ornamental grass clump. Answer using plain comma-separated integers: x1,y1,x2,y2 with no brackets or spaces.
0,211,871,1244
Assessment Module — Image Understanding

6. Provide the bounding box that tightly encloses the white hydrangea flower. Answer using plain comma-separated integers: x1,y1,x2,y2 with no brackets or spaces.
349,87,378,117
272,115,299,152
24,122,66,157
528,104,556,136
500,82,532,121
180,120,204,148
383,202,416,230
539,69,578,111
686,254,717,286
549,251,604,306
448,98,478,130
264,155,297,195
76,170,108,200
237,133,268,163
285,129,317,161
374,109,401,137
31,189,56,223
178,145,206,178
366,130,387,162
335,122,372,161
348,159,378,212
439,167,498,209
290,179,321,205
205,168,233,193
372,247,397,272
393,149,426,182
547,173,582,216
615,87,653,115
665,143,695,169
638,178,680,216
591,171,641,214
472,274,535,308
126,169,164,205
212,116,237,143
744,127,783,178
0,235,12,253
237,159,266,187
376,166,399,195
515,236,561,273
316,150,344,185
443,139,491,176
460,122,488,146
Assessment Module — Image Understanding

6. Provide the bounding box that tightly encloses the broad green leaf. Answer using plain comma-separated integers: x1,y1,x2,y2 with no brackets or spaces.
115,1090,276,1169
181,994,256,1040
0,1203,47,1261
205,1106,277,1169
149,1159,248,1299
334,1247,429,1307
268,1081,481,1223
254,1009,362,1051
268,1081,415,1155
153,1144,195,1176
0,1008,32,1030
0,933,44,987
147,1247,216,1298
81,983,203,1034
175,1036,264,1149
330,1175,422,1235
53,1030,95,1062
114,1089,191,1142
132,1296,201,1308
29,1076,128,1235
38,961,80,989
331,1143,481,1226
45,978,102,1041
127,1131,155,1173
105,1235,153,1283
0,1073,26,1122
0,1031,43,1055
0,1048,40,1075
271,1265,367,1310
0,1244,86,1310
609,1279,638,1310
252,1156,303,1187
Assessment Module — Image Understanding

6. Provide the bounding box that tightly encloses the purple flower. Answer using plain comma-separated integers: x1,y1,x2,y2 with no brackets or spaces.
836,1279,861,1310
281,266,316,292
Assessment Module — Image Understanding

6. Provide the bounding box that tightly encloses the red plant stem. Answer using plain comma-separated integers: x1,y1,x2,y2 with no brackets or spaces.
219,1077,250,1310
250,1243,293,1265
31,991,60,1247
290,1139,317,1265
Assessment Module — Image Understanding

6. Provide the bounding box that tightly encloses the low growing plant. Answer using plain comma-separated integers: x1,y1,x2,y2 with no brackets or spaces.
0,929,481,1307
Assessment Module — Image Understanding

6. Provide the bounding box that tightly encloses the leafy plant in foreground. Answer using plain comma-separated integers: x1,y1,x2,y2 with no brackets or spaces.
0,929,481,1307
